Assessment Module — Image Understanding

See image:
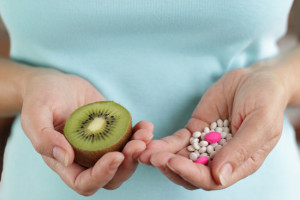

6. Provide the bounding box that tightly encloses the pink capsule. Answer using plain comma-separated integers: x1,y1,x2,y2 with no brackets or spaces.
205,132,222,143
194,156,209,165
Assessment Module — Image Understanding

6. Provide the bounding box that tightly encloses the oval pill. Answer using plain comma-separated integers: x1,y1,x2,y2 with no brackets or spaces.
200,153,208,157
192,138,199,144
226,133,233,141
198,146,207,153
211,143,218,148
192,131,201,138
187,145,195,152
218,139,226,145
210,122,217,130
194,156,209,165
204,127,210,133
217,119,223,127
215,127,223,133
193,143,200,150
189,152,198,161
224,120,229,127
205,132,222,143
215,145,222,152
210,151,216,159
207,145,214,154
223,127,230,133
199,141,208,147
221,132,227,139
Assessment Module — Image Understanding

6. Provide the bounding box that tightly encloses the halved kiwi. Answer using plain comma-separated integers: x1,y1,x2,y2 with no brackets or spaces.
63,101,132,168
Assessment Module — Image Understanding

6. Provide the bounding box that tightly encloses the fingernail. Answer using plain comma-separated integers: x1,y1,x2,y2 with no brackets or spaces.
53,147,69,167
166,161,175,172
110,156,124,171
219,163,232,186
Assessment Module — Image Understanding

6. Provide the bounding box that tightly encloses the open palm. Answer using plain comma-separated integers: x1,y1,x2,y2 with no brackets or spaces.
21,70,153,195
139,65,288,190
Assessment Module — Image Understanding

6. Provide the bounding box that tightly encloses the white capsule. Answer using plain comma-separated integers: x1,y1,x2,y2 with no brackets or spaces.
211,143,218,148
201,132,206,140
192,143,200,150
189,152,198,161
221,132,227,139
218,139,226,145
198,146,207,153
215,127,223,133
210,122,217,130
204,127,210,133
226,133,233,141
187,145,195,152
199,141,208,147
194,150,200,157
192,131,201,138
217,119,223,127
207,145,214,154
224,120,229,127
192,138,199,144
215,145,222,152
190,137,196,144
200,153,208,157
226,135,232,141
210,151,216,159
223,127,230,133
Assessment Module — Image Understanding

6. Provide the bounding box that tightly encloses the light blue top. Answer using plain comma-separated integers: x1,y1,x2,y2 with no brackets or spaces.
1,0,300,199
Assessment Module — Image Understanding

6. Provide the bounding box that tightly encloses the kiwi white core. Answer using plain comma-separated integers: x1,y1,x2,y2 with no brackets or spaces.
87,117,106,133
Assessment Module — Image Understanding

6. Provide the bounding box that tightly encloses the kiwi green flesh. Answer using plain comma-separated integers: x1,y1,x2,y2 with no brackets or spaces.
64,101,131,151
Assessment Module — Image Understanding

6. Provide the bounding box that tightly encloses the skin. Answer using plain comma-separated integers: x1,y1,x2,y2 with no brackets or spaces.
139,47,300,190
1,1,300,196
0,59,154,196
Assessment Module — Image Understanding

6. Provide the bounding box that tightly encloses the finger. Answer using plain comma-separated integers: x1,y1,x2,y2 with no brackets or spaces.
167,155,221,190
21,105,74,167
43,152,124,196
104,140,146,189
131,128,153,144
133,120,154,132
191,82,231,124
139,128,190,165
211,111,281,187
150,152,198,190
185,118,210,135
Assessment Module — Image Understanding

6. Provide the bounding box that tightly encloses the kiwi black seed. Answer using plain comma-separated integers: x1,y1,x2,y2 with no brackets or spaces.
63,101,132,168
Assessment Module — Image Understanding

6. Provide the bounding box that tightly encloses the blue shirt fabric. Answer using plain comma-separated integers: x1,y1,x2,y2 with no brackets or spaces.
1,0,300,199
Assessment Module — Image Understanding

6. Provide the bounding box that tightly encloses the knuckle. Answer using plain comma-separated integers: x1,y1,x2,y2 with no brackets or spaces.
231,68,249,76
235,147,249,165
32,140,45,155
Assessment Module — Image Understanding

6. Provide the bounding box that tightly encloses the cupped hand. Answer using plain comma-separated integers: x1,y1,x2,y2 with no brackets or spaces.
139,62,289,190
20,69,153,195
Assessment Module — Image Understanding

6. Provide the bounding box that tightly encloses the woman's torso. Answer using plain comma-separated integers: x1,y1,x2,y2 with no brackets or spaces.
1,1,300,199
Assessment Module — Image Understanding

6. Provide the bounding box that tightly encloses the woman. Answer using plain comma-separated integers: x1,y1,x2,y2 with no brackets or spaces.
0,0,300,199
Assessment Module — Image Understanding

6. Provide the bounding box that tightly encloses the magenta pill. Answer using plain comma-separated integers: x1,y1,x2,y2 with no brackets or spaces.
194,156,209,165
205,132,221,143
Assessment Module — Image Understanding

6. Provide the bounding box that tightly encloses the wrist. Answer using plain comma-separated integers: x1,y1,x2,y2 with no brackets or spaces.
0,58,62,116
270,47,300,106
19,66,62,104
248,59,291,108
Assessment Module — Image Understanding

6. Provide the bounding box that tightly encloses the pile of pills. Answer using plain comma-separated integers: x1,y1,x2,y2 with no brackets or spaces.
187,119,232,165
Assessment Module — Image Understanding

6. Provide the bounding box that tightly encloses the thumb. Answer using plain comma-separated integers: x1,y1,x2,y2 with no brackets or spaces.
211,112,281,187
21,104,74,167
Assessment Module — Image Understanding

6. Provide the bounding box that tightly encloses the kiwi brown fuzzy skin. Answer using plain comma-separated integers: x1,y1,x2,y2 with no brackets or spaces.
70,117,132,168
